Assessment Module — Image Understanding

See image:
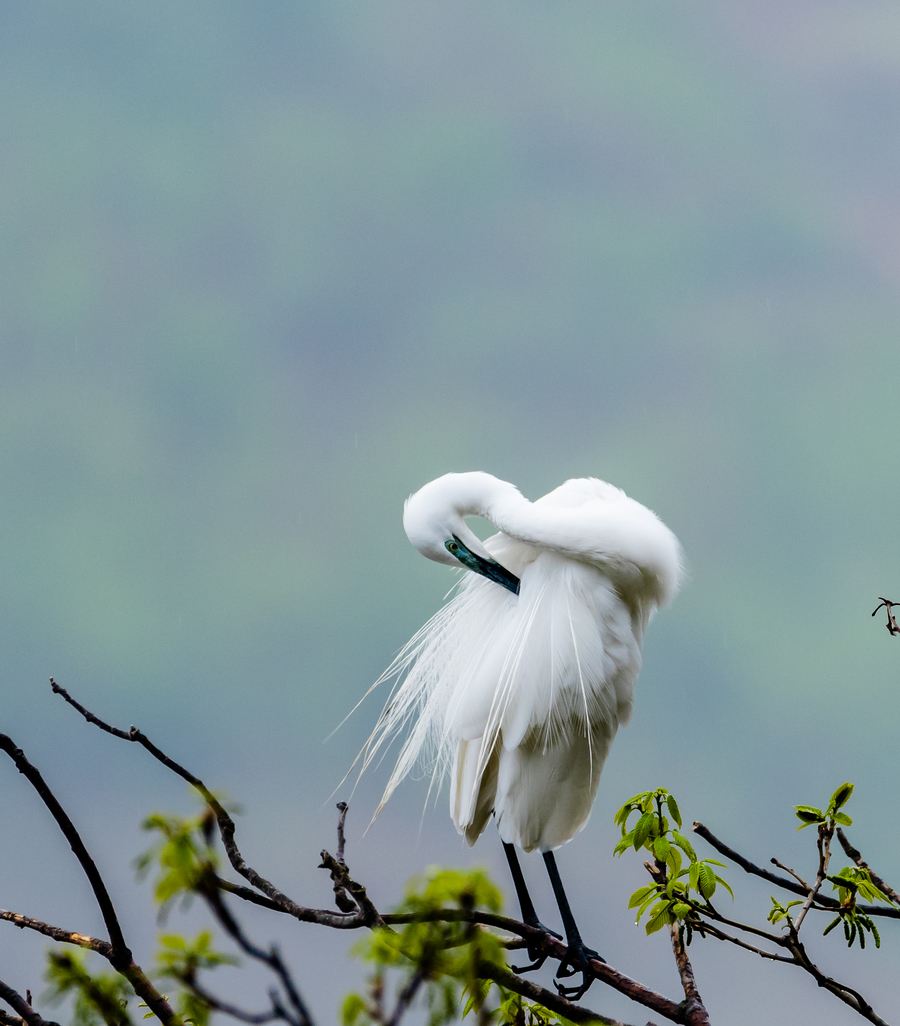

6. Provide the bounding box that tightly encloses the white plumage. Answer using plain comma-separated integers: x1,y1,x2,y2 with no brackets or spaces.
363,472,682,854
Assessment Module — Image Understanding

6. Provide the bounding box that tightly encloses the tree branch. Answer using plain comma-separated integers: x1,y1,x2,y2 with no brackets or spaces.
476,961,651,1026
836,829,900,908
0,979,60,1026
693,822,900,919
666,923,708,1026
0,734,177,1025
0,910,112,955
50,680,363,930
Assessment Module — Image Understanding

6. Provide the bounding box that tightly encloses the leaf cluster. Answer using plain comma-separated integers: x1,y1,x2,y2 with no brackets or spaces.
342,868,570,1026
44,949,133,1026
135,811,219,916
614,787,732,937
794,782,854,830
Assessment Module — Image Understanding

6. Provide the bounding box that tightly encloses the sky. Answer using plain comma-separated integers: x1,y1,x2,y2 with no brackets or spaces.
2,3,900,1023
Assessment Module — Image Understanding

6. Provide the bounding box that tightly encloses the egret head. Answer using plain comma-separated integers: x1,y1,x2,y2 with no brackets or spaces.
403,473,521,595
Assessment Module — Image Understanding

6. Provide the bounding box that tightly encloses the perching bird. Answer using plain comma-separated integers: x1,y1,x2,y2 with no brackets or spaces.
362,471,681,997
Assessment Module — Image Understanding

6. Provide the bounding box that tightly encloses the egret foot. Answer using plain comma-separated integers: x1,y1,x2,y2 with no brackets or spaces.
510,920,562,974
554,940,604,1001
503,841,562,972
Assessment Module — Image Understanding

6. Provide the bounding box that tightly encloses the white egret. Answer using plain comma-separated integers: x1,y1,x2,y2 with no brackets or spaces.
363,471,682,997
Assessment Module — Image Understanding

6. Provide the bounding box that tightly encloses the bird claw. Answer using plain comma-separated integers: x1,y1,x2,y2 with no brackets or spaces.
512,921,561,974
511,951,549,974
554,970,594,1002
553,942,603,1000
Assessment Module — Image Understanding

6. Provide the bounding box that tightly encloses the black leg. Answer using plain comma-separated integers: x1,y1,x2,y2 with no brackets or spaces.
543,851,604,1000
502,842,559,973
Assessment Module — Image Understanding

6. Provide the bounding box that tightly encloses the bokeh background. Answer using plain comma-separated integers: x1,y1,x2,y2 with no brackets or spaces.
2,2,900,1022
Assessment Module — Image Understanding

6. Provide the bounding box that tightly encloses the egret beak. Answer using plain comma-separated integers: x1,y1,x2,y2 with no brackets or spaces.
446,534,520,595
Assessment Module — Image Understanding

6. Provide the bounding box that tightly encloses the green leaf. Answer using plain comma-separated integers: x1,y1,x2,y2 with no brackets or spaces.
633,812,655,850
645,902,673,935
829,782,854,813
671,831,697,863
628,885,658,910
794,807,824,829
713,875,734,900
652,836,671,863
666,795,682,828
341,993,367,1026
697,864,717,900
833,812,853,826
613,831,636,857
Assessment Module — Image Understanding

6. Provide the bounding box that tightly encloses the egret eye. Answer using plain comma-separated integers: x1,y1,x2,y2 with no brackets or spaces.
446,540,459,554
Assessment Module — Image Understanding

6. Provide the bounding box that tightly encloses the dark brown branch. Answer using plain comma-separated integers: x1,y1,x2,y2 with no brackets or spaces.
691,921,793,962
385,968,425,1026
330,804,356,913
0,734,177,1025
476,961,651,1026
783,938,889,1026
872,598,900,636
176,976,281,1025
51,679,363,930
0,910,112,955
201,883,313,1026
0,979,60,1026
693,822,900,919
0,734,127,953
837,829,900,907
319,851,382,926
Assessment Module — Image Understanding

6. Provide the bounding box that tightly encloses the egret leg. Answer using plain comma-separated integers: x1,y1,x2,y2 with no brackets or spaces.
542,851,604,1000
502,842,559,973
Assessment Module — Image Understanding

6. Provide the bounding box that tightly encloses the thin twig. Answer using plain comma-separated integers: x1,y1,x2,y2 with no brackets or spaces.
770,859,812,892
0,910,112,955
331,803,356,913
793,823,833,933
201,884,313,1026
690,921,793,963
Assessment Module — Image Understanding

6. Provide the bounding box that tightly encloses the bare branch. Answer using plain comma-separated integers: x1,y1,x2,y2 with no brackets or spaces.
793,823,833,933
770,858,812,892
0,734,177,1025
319,850,382,926
330,803,356,914
51,679,364,930
0,979,60,1026
690,921,793,963
0,734,128,953
872,599,900,636
0,910,112,955
200,882,314,1026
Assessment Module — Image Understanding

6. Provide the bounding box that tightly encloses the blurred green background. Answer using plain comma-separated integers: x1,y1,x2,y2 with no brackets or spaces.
2,2,900,1022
